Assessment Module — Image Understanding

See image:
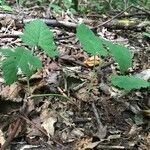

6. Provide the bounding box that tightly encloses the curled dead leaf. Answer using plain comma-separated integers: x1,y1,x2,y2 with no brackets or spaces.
41,110,57,137
84,55,102,67
0,83,22,99
41,116,57,137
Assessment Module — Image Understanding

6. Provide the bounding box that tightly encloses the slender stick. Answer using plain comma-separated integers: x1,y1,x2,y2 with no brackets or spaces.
94,5,133,29
31,93,70,100
27,77,31,96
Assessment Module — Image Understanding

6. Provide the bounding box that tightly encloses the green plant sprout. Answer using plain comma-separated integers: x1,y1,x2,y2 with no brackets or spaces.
0,20,149,100
0,19,58,85
49,0,77,15
76,23,150,90
0,0,12,11
0,19,72,101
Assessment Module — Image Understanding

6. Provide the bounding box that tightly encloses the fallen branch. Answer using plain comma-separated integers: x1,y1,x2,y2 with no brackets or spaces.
92,102,107,139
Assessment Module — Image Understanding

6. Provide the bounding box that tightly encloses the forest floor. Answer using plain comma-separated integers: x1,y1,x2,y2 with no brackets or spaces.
0,2,150,150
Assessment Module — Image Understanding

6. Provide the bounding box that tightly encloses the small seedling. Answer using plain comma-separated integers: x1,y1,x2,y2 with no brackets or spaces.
0,21,149,97
49,0,77,14
76,23,150,90
0,19,58,85
0,19,74,102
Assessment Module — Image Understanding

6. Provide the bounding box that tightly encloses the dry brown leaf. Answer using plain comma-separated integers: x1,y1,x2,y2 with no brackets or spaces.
41,110,57,137
145,132,150,147
0,129,5,146
75,137,92,150
84,55,102,67
30,70,43,80
31,80,47,94
0,83,22,99
135,69,150,81
7,119,24,138
41,116,57,136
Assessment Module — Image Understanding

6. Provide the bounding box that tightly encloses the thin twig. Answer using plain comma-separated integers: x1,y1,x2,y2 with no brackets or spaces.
31,93,70,101
92,102,107,139
55,35,75,40
92,102,103,128
97,145,133,149
0,34,20,38
0,33,74,41
94,5,133,29
132,5,150,15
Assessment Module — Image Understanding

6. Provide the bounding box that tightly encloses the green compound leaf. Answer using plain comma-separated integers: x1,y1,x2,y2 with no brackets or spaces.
108,44,133,73
76,23,108,56
21,19,58,57
0,47,42,84
111,75,150,90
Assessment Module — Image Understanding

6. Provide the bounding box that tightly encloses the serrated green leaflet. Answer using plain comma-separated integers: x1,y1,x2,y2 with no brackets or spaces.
21,19,58,57
0,47,42,84
2,58,18,85
76,23,108,56
108,44,132,73
111,75,150,90
98,37,132,73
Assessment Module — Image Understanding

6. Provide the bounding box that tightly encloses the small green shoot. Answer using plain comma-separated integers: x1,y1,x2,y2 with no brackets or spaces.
21,19,59,57
76,23,132,73
1,19,58,86
111,75,150,90
76,23,149,91
49,0,77,14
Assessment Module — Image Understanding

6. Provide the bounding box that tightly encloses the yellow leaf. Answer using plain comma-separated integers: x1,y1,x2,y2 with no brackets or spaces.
118,19,135,26
84,56,102,67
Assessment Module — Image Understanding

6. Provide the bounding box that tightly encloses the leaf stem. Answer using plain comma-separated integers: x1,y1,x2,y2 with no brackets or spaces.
30,93,79,108
27,77,31,96
93,55,96,74
31,93,70,100
87,55,97,93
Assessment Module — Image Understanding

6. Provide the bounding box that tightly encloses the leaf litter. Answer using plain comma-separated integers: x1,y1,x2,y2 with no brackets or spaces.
0,1,150,150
